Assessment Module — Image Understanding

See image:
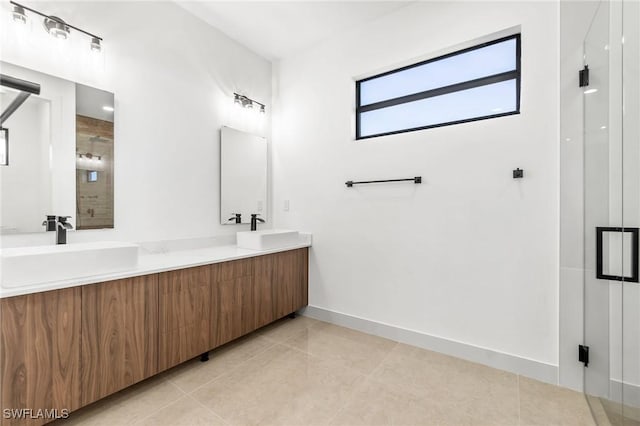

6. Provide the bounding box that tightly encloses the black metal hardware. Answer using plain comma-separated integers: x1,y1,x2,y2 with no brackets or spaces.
0,75,41,127
42,215,56,232
345,176,422,188
596,227,639,283
579,65,590,87
579,345,589,367
513,168,524,178
200,352,209,362
0,74,41,95
250,213,265,231
356,34,521,140
56,216,73,245
228,213,242,224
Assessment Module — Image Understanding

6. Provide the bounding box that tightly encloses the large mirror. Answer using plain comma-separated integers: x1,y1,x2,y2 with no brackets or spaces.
0,62,114,234
220,126,267,225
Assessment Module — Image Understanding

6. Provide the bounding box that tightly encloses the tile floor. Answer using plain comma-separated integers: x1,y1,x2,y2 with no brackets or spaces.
599,398,640,426
54,316,596,426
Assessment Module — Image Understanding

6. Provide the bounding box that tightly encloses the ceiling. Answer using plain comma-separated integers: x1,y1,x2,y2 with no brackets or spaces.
175,1,412,60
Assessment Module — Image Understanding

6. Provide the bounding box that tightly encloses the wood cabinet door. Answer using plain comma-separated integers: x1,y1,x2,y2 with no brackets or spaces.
253,254,275,329
272,250,296,319
210,259,253,348
273,248,309,319
0,288,81,426
158,266,211,371
294,248,309,310
81,275,158,406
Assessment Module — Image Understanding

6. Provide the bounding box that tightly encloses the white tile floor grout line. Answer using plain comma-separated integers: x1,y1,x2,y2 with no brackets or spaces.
181,339,279,396
186,393,232,426
128,380,187,425
179,317,323,396
365,342,399,379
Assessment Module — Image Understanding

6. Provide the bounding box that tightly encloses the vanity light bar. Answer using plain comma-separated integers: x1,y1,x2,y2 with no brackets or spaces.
233,93,266,113
10,1,103,50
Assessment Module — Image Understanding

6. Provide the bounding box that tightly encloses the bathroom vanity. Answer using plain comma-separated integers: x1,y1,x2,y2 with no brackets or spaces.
0,245,309,426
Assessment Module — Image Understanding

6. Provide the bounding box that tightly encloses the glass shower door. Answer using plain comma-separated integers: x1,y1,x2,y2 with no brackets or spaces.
583,0,640,423
619,0,640,422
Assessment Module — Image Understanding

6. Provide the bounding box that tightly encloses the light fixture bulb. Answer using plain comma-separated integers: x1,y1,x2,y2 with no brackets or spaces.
44,16,70,39
12,5,27,24
90,37,101,52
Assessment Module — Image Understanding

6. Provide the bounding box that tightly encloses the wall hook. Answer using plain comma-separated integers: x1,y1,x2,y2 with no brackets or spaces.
513,168,524,179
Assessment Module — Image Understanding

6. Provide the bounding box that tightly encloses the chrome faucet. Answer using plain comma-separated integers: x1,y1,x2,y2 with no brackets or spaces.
250,214,265,231
56,216,73,244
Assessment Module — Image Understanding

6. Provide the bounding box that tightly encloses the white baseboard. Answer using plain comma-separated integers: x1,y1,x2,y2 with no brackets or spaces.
301,305,558,385
610,379,640,410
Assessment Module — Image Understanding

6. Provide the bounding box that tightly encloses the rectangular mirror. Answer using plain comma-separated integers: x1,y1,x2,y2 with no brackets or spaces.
75,83,114,229
220,126,267,225
0,61,114,234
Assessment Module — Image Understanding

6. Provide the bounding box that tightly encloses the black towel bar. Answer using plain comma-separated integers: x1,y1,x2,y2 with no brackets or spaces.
345,176,422,188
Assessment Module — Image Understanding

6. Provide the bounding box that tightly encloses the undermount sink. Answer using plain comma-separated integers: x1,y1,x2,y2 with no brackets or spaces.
237,229,300,250
1,241,139,288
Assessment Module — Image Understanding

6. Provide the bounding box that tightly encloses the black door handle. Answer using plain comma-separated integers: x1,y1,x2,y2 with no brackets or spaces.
596,227,639,283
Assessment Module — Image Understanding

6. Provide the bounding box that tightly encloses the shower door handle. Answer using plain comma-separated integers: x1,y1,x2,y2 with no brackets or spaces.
596,227,640,283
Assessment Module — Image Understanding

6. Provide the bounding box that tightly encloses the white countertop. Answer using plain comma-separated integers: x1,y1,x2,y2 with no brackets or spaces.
0,234,311,299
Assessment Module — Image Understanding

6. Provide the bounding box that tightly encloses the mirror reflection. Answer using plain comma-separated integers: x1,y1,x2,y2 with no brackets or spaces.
220,126,267,225
0,62,114,234
0,84,51,234
75,84,114,229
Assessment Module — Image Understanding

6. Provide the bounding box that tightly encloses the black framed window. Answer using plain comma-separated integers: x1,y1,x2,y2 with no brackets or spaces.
356,34,521,140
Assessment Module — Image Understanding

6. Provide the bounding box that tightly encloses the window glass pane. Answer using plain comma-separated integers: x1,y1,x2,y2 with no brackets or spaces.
359,38,517,106
359,79,517,138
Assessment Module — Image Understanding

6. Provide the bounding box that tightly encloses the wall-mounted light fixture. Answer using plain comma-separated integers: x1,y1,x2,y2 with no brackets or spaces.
77,152,102,161
11,4,26,24
233,93,266,114
10,1,103,52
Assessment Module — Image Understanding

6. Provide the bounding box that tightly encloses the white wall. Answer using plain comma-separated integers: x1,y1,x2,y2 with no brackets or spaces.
0,94,51,233
273,1,560,372
0,1,271,245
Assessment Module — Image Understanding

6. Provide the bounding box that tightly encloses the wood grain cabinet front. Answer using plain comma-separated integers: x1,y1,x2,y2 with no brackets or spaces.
253,254,275,329
80,275,159,406
273,248,309,319
0,288,81,426
0,247,309,425
210,258,254,348
158,266,211,371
